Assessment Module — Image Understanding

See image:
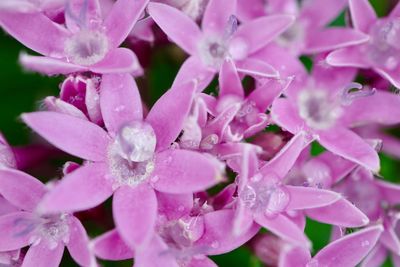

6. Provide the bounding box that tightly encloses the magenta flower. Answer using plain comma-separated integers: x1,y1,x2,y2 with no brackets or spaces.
148,0,294,89
0,0,148,75
327,0,400,88
0,168,94,266
22,74,222,250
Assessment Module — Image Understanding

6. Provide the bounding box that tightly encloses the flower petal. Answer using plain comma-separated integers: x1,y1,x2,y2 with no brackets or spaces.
113,184,157,250
103,0,149,48
375,67,400,89
285,186,341,210
92,229,133,261
312,225,383,267
361,244,387,267
376,180,400,205
0,168,46,211
134,235,179,267
236,58,279,78
100,73,143,135
300,0,347,27
148,2,202,55
0,212,36,251
153,149,221,194
156,192,194,220
279,246,311,267
90,48,142,74
22,111,110,162
21,242,64,267
202,0,237,35
38,163,113,214
219,58,244,98
146,81,196,151
19,54,86,75
188,258,217,267
326,47,370,68
349,0,377,32
270,98,304,134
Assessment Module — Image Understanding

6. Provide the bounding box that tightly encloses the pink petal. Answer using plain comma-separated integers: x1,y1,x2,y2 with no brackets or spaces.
153,149,220,194
375,67,400,89
148,2,202,55
376,180,400,205
270,98,304,134
156,192,194,220
305,28,369,54
113,184,157,249
219,58,244,98
312,225,383,267
361,244,387,267
279,246,311,267
0,212,36,251
38,163,113,213
349,0,377,32
43,97,87,120
380,225,400,255
285,186,341,210
100,73,143,135
254,213,310,248
202,0,237,35
22,111,110,162
90,48,142,74
66,216,95,267
300,0,347,27
103,0,149,48
236,58,279,78
194,209,259,255
0,168,46,211
316,152,357,184
233,14,294,54
92,229,133,261
326,47,370,68
390,2,400,18
188,257,217,267
19,54,86,75
306,198,369,227
247,78,289,113
0,12,70,57
318,128,380,172
134,235,179,267
21,242,64,267
146,81,196,151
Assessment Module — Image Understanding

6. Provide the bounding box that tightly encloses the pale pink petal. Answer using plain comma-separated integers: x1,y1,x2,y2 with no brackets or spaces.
316,152,357,184
188,257,217,267
233,14,294,54
270,98,304,133
0,212,36,251
148,2,202,55
43,97,88,120
92,229,133,260
279,246,311,267
300,0,346,27
236,58,279,78
306,198,369,227
285,186,341,210
0,12,70,56
0,168,46,211
85,79,103,124
375,67,400,89
247,78,289,112
361,244,387,267
90,48,142,74
19,54,86,75
146,81,196,151
219,58,244,98
153,149,220,194
233,201,254,237
22,111,110,162
156,192,194,220
393,254,400,267
349,0,377,32
318,128,380,172
103,0,149,48
376,180,400,205
66,216,95,267
380,225,400,255
21,242,64,267
38,163,113,214
312,225,383,267
390,2,400,18
326,47,370,68
202,0,237,35
113,184,157,249
134,235,179,267
100,73,143,135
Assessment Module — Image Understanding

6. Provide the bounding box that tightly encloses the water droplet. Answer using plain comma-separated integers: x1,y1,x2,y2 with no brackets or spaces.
361,240,370,247
114,105,126,113
211,241,220,248
150,175,159,184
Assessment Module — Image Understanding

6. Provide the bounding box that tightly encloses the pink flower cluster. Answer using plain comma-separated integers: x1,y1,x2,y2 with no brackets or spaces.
1,0,400,266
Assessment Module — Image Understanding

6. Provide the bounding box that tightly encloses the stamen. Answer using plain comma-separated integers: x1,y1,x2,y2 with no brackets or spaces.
224,15,238,39
340,83,376,106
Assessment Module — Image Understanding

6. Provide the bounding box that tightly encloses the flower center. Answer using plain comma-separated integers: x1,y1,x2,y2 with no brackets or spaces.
108,122,156,188
298,89,342,130
277,22,305,49
367,18,400,70
199,36,228,69
64,30,108,66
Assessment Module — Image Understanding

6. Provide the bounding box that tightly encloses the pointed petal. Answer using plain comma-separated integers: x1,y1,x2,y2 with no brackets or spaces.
153,149,220,194
232,201,254,237
316,152,357,184
270,98,304,134
361,244,387,267
92,229,133,260
326,47,370,68
66,216,95,267
148,2,202,55
113,184,157,249
21,111,110,162
375,67,400,89
219,58,244,98
146,81,196,151
305,28,369,54
391,2,400,18
0,169,46,211
300,0,346,27
188,258,217,267
156,192,194,220
380,226,400,255
318,128,380,172
38,163,113,214
233,14,294,54
376,180,400,205
21,242,64,267
202,0,237,35
90,48,141,74
260,131,309,179
279,246,311,267
247,78,289,112
313,225,383,267
103,0,149,48
100,73,143,135
285,186,341,210
19,54,86,75
0,212,36,251
254,213,310,248
349,0,377,32
134,235,179,267
43,97,87,120
194,209,259,255
306,198,369,227
236,58,279,78
0,12,70,56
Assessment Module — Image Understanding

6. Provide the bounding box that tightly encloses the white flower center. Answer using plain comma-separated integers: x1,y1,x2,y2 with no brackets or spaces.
199,36,228,69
